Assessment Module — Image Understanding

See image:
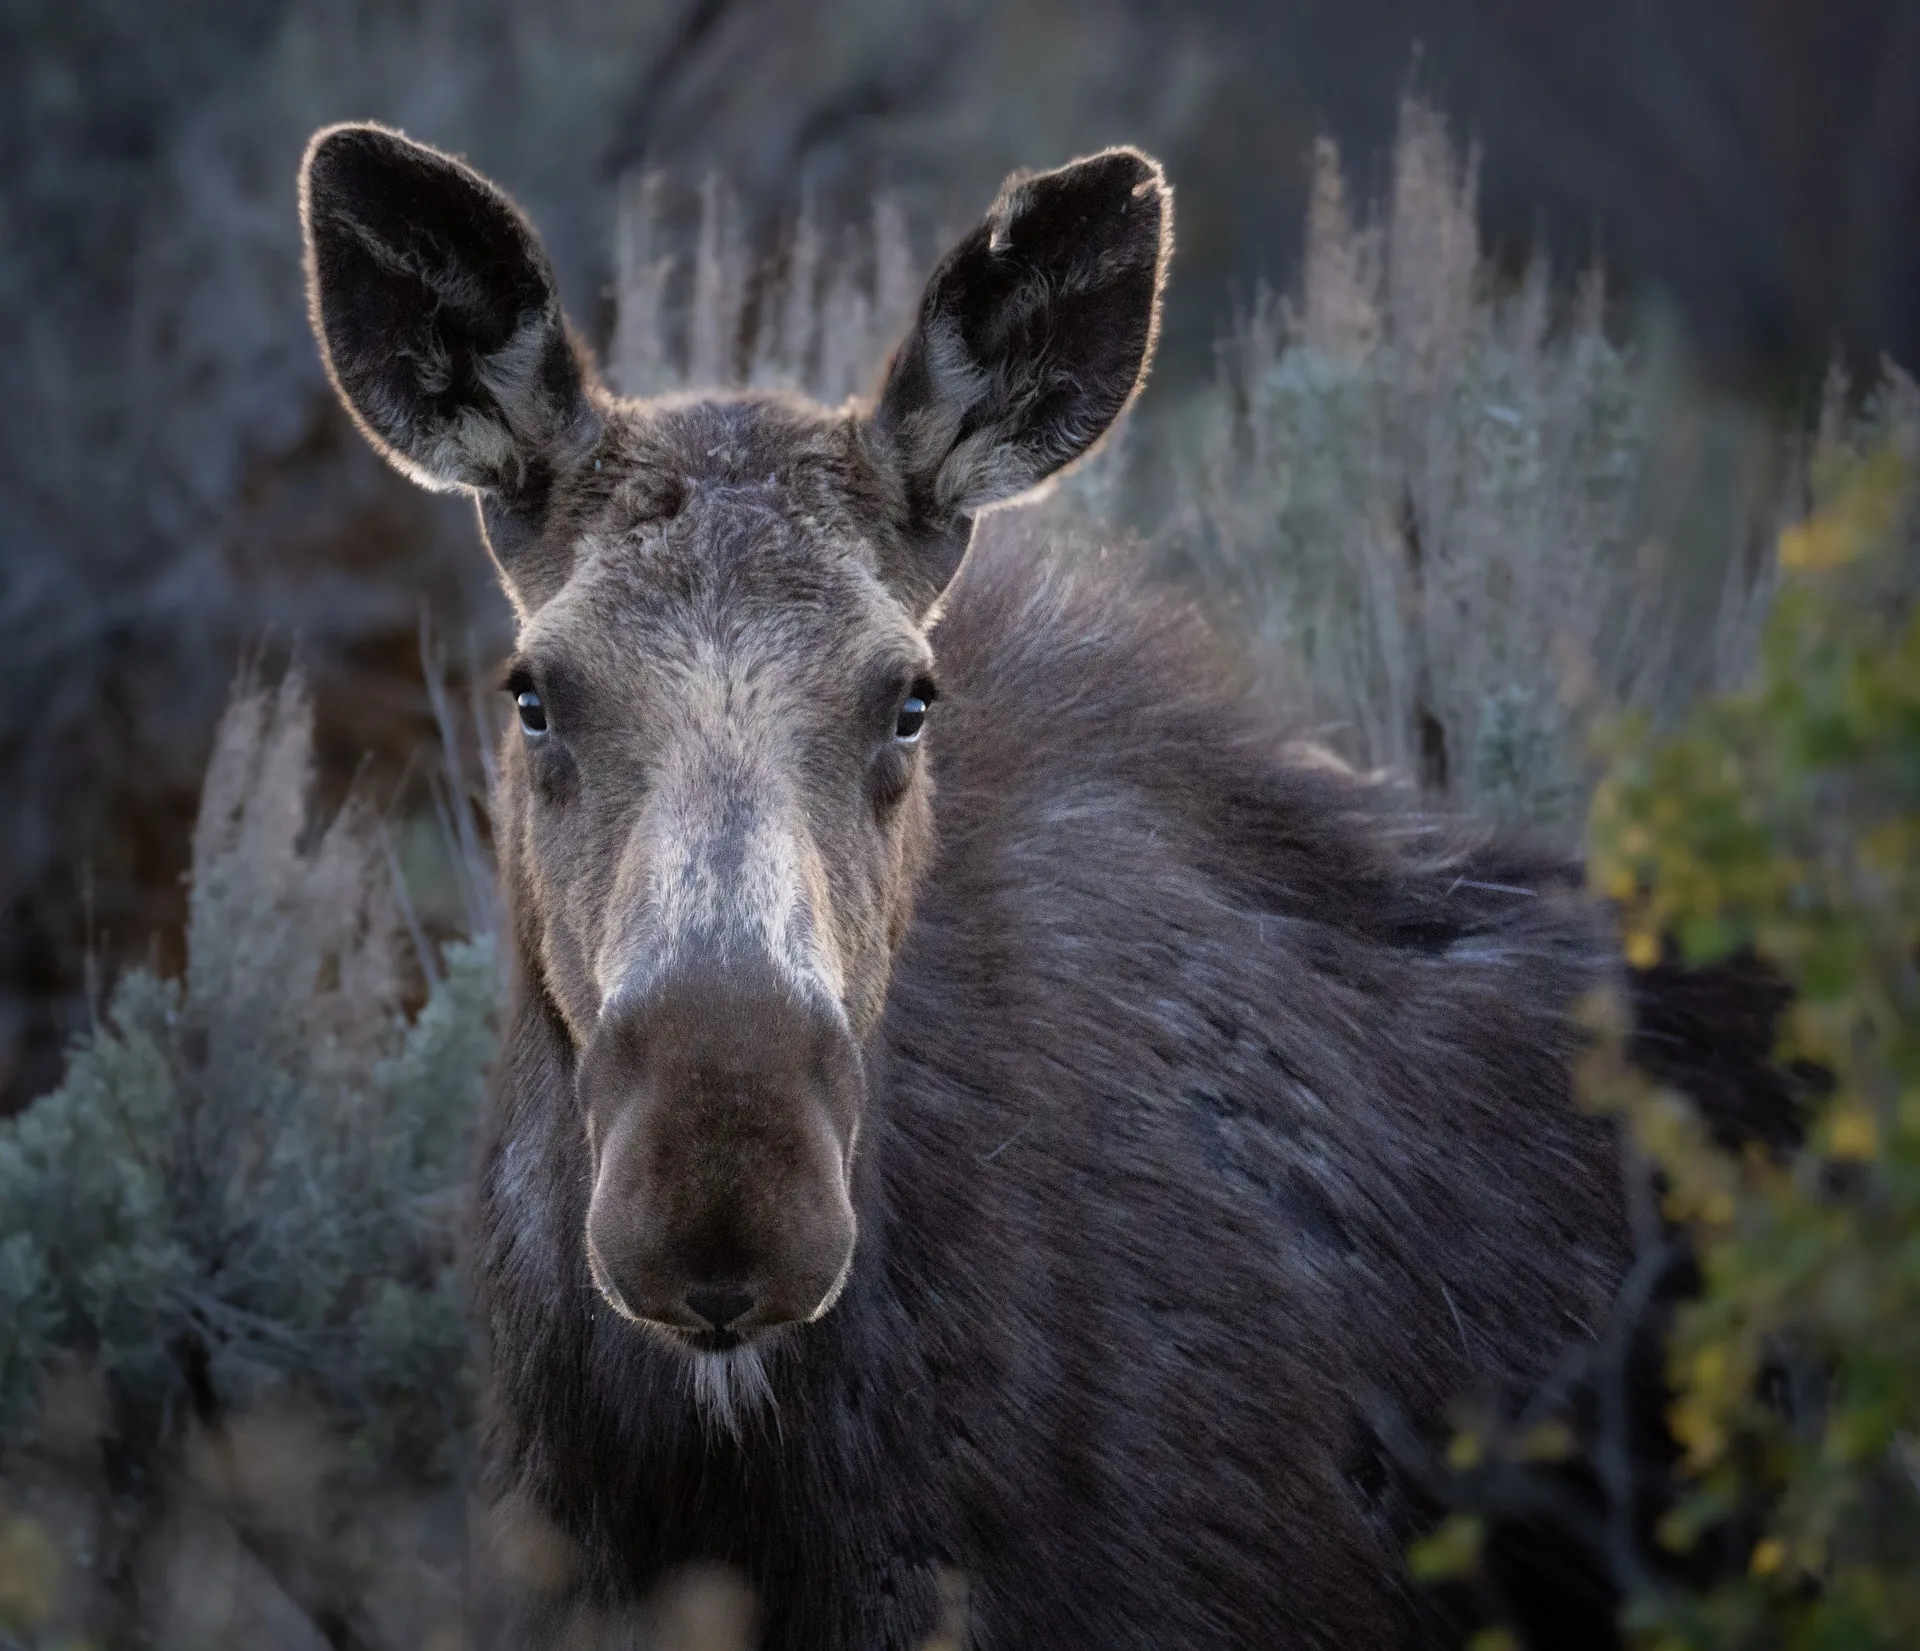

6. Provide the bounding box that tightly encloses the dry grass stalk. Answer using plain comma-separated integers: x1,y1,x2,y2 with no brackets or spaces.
611,170,919,404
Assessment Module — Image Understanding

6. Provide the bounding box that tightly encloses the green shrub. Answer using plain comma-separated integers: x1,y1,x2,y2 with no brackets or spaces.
0,671,496,1473
1396,381,1918,1649
1584,395,1920,1647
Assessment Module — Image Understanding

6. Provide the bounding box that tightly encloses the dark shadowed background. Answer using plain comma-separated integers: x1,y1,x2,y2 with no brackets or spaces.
1,0,1917,1112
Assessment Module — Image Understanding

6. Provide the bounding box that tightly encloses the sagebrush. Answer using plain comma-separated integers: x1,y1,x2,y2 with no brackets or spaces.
0,670,495,1471
1142,101,1787,836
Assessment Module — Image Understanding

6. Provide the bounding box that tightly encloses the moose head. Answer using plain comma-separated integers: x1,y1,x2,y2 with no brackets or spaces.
300,124,1170,1361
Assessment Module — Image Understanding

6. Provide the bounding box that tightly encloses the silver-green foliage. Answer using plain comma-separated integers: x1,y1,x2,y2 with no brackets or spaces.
1151,100,1785,838
0,674,495,1465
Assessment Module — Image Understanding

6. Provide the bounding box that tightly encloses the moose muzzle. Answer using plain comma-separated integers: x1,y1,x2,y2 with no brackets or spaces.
578,959,862,1348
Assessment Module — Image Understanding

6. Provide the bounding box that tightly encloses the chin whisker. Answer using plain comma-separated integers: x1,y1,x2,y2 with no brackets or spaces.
680,1340,778,1441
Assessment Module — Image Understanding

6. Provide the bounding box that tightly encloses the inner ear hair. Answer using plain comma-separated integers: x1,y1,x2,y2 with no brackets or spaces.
299,122,599,505
870,145,1172,537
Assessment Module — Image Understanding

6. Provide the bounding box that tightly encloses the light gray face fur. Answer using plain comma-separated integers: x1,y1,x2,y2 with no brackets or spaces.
492,401,936,1389
496,403,943,1055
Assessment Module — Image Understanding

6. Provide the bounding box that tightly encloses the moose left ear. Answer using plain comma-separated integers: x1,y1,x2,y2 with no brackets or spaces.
299,122,599,524
868,147,1171,537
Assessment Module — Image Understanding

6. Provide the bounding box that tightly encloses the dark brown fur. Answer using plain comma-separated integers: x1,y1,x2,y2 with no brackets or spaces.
298,125,1789,1649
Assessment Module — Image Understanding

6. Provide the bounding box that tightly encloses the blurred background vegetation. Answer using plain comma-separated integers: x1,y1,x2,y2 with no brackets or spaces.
0,2,1916,1646
3,0,1919,1113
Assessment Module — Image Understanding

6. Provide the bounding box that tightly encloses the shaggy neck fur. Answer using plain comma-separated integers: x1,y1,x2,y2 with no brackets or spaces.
472,525,1665,1651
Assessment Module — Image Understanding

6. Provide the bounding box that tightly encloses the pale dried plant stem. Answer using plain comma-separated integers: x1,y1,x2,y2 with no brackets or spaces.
611,168,919,403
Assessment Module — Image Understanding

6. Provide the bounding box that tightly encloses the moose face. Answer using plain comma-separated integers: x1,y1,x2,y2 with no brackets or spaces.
493,401,945,1347
300,123,1170,1361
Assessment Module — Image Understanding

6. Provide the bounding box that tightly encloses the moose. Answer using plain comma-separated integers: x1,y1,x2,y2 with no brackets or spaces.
299,126,1790,1648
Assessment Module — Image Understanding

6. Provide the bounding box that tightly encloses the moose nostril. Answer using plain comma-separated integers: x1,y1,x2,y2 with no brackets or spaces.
684,1284,756,1331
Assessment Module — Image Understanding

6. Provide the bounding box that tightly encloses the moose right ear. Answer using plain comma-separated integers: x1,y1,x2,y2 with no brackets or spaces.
299,123,599,527
864,147,1170,608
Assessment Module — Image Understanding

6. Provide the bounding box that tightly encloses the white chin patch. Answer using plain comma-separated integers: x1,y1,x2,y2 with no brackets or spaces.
684,1343,777,1440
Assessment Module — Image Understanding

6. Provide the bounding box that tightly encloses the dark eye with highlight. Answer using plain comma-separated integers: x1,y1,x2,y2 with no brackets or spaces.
504,669,548,737
894,678,937,744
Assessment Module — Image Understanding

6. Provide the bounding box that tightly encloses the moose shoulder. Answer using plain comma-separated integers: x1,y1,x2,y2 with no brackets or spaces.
299,125,1787,1649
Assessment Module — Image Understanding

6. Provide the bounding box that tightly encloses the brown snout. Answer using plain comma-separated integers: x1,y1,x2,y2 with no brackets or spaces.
580,962,862,1342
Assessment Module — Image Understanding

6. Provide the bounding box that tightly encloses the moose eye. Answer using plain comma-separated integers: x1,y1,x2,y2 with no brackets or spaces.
515,688,548,736
894,679,937,744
